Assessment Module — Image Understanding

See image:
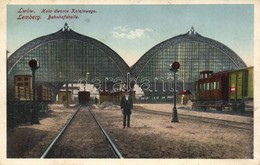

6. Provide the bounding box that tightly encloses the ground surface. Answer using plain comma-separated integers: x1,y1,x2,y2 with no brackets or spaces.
6,103,253,158
7,105,75,158
94,103,253,158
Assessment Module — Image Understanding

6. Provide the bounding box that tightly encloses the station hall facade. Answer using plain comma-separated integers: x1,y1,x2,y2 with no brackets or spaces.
7,24,247,102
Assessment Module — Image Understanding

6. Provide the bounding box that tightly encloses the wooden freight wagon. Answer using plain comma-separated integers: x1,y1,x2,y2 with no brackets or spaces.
229,67,253,100
78,91,90,105
193,67,253,112
228,67,253,112
36,85,52,101
14,75,33,101
15,86,32,101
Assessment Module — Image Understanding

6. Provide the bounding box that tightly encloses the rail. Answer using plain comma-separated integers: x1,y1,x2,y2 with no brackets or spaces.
40,106,81,158
88,107,124,159
41,105,123,158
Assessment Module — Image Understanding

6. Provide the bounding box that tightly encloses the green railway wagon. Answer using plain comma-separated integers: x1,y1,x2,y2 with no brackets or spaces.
229,67,253,100
229,67,253,112
247,67,254,99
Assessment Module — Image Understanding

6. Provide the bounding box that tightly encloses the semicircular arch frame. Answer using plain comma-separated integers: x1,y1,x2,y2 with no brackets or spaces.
131,31,247,78
7,27,130,78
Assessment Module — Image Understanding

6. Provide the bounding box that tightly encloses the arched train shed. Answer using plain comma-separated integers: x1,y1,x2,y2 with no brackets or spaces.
131,27,247,97
7,24,130,100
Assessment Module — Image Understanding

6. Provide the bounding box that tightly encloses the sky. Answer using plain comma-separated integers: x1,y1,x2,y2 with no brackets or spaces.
7,4,254,67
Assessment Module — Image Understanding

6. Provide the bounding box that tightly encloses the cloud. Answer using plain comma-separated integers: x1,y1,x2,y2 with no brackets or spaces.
111,25,153,39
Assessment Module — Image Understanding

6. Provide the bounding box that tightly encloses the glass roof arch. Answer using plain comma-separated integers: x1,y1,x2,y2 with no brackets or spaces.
130,27,247,95
7,24,130,95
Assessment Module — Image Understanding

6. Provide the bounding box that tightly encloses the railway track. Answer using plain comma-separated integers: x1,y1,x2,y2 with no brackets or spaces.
41,105,123,158
134,107,253,131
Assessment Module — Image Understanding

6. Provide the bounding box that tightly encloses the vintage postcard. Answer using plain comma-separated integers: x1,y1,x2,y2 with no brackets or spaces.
1,0,260,165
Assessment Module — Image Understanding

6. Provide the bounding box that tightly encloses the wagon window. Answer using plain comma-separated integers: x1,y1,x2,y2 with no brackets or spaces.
200,84,203,91
17,83,23,86
216,81,219,90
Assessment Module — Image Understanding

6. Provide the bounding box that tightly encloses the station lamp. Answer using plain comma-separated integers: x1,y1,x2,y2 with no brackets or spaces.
169,61,180,122
28,59,40,124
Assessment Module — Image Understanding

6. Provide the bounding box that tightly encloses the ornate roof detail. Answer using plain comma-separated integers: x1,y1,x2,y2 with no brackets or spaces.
189,26,196,35
62,22,70,32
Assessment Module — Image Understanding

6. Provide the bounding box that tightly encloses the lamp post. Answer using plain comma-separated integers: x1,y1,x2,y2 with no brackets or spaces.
28,59,40,124
169,61,180,122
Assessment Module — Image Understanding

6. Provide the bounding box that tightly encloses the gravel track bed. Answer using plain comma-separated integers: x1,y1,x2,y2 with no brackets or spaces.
45,106,115,158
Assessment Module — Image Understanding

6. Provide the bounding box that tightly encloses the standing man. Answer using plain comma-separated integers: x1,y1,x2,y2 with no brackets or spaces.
121,91,133,128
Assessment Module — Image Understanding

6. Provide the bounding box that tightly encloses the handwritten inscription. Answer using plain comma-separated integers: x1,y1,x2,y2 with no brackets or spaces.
16,8,97,21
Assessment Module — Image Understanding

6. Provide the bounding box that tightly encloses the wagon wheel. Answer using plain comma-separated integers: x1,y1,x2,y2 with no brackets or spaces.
232,104,237,112
238,102,245,113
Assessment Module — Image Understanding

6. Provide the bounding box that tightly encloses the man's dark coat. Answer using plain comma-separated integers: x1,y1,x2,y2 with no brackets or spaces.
120,95,133,115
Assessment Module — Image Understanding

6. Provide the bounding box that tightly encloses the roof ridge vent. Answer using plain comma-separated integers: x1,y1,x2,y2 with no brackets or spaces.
62,22,70,32
189,27,196,35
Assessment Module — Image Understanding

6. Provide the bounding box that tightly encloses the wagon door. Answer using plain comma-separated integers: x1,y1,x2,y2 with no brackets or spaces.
229,70,243,100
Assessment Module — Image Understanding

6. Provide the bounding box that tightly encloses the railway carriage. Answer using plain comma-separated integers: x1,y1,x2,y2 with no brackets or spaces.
78,91,91,105
14,75,52,102
36,85,52,102
12,75,53,116
229,67,253,100
15,84,52,102
193,67,253,112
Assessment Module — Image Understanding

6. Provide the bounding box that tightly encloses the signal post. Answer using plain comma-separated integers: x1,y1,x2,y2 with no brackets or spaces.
29,59,40,124
169,61,180,122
